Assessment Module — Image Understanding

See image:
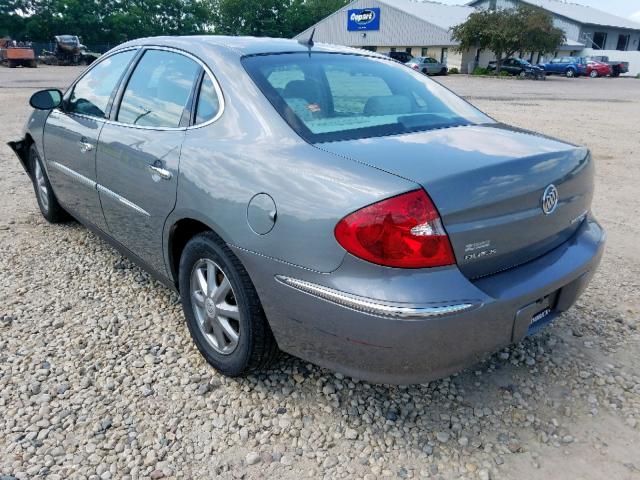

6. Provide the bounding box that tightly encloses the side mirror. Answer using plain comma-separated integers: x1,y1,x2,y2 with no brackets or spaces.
29,89,63,110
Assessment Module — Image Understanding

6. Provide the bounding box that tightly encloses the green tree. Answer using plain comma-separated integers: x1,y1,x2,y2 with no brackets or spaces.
1,0,347,45
0,0,28,39
519,5,565,57
212,0,349,38
452,5,565,73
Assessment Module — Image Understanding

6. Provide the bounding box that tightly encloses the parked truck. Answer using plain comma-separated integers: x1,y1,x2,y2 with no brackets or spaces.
586,55,629,77
40,35,100,66
0,38,37,68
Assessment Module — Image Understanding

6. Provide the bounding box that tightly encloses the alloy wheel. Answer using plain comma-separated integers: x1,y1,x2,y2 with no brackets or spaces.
590,70,598,78
34,159,49,213
190,258,241,355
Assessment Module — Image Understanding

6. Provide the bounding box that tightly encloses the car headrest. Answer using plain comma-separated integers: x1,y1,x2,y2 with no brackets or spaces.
364,95,412,116
283,80,320,105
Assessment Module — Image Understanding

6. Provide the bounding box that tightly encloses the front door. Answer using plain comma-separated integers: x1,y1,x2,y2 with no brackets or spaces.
96,48,201,275
44,49,138,229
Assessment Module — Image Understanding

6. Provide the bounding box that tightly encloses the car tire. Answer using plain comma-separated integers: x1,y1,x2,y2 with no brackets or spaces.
29,144,69,223
440,67,447,75
421,68,428,75
519,70,526,77
589,70,598,78
565,69,575,78
179,231,279,377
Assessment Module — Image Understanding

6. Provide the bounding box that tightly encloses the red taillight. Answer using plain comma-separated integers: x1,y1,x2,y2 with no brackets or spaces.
334,190,455,268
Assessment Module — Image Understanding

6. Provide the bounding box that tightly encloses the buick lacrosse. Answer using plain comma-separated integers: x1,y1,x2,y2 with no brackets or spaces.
9,36,605,384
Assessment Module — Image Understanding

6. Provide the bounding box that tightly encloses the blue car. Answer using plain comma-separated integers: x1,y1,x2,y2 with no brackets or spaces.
539,56,587,78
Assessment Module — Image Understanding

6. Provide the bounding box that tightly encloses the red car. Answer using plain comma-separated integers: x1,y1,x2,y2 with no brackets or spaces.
586,61,612,78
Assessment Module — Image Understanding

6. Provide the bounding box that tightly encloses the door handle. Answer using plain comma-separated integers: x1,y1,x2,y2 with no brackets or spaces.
148,164,172,180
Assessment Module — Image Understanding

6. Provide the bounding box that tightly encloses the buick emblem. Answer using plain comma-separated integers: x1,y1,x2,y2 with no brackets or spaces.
541,184,559,215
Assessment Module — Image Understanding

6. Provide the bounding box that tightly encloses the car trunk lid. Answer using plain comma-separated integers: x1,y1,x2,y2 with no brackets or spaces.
318,124,594,279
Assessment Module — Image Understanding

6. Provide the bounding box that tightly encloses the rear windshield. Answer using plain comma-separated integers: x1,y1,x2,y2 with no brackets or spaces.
242,52,493,143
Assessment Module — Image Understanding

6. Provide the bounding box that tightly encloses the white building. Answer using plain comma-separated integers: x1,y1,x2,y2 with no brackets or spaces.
294,0,476,71
295,0,640,75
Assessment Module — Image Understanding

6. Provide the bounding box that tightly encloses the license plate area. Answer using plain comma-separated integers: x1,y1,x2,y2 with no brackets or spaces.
512,291,559,341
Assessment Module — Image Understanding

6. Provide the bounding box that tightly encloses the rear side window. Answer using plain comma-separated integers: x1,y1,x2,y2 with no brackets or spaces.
195,75,221,124
118,50,200,128
243,52,492,143
67,49,136,118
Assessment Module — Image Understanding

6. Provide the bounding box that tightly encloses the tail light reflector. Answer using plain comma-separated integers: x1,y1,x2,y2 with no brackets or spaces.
334,190,455,268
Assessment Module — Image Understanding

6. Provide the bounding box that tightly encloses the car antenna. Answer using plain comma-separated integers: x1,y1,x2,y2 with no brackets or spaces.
298,28,315,56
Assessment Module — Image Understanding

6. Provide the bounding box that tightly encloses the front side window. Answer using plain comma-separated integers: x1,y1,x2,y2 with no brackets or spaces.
195,75,221,124
243,52,492,143
118,49,200,128
67,49,136,118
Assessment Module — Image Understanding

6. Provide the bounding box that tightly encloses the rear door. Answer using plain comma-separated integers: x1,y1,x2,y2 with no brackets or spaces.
43,49,137,229
95,48,201,274
426,58,438,74
548,58,562,73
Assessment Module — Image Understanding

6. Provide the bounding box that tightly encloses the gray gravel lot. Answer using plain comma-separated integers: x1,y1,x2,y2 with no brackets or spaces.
1,65,639,480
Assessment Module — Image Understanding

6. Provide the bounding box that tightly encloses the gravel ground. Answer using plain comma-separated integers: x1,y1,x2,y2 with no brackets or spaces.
1,66,639,480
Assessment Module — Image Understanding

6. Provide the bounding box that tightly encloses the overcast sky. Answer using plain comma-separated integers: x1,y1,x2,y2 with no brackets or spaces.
437,0,640,22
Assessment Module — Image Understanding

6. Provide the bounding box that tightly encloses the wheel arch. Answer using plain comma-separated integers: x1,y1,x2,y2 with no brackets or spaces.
167,217,213,290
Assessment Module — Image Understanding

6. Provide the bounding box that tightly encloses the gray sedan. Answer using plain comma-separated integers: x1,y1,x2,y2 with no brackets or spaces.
9,36,604,384
406,56,448,75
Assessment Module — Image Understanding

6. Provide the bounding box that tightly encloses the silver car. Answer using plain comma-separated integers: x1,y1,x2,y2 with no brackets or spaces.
406,56,448,75
9,36,604,384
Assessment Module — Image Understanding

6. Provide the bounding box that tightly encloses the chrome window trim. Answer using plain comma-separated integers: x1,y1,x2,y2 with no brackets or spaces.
60,45,225,132
276,275,479,320
109,45,225,131
61,46,142,115
48,161,97,189
97,184,151,217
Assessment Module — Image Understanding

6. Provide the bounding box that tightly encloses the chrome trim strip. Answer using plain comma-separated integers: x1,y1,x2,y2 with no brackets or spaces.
48,161,96,189
275,275,478,319
97,184,151,217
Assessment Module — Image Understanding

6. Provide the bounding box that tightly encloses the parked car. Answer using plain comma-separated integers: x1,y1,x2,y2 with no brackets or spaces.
487,58,544,77
384,51,413,64
539,56,587,77
406,56,448,75
9,37,605,384
586,60,612,78
586,55,629,77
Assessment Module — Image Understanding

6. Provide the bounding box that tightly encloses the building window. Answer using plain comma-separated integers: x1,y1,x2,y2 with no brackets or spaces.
405,47,412,54
390,47,396,52
489,0,497,10
616,34,630,51
592,32,607,50
422,48,429,56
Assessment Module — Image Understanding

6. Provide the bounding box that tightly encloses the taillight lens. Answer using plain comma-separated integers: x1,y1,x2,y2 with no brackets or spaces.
334,190,455,268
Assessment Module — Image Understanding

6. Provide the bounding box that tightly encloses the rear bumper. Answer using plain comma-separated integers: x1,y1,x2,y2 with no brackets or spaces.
234,218,605,384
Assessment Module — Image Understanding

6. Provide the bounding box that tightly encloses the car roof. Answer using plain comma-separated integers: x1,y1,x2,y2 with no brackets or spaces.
115,35,385,59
